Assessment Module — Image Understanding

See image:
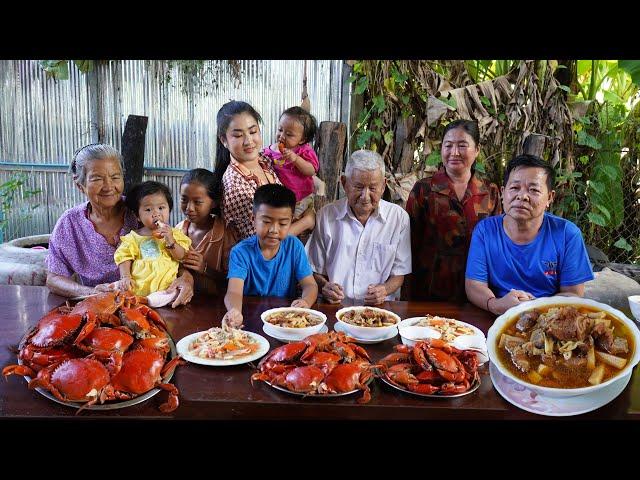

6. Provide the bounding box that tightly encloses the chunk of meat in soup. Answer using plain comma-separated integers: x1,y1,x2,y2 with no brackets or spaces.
516,310,540,332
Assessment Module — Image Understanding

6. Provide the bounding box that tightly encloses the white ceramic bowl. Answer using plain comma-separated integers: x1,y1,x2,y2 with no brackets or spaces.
261,307,327,340
398,325,441,347
488,296,640,398
335,306,400,340
628,295,640,322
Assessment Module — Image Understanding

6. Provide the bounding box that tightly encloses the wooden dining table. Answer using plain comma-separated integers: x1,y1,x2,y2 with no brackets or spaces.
2,284,639,421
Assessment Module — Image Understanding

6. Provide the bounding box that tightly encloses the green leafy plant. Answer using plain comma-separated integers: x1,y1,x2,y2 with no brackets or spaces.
0,173,42,240
39,60,94,80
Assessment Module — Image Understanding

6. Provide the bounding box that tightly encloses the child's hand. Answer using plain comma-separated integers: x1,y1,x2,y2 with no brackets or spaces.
183,248,206,273
291,298,310,308
95,277,133,293
281,149,297,164
116,277,134,292
222,308,243,329
94,282,116,292
154,221,174,244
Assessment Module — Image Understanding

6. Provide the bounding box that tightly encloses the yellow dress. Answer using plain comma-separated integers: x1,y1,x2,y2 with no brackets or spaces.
114,228,192,296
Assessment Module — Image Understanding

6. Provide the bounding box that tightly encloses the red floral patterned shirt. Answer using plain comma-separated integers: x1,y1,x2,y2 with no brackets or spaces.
222,153,281,240
404,168,501,301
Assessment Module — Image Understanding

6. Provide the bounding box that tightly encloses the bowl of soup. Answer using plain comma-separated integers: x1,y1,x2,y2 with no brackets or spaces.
487,297,640,398
335,306,400,340
261,308,327,340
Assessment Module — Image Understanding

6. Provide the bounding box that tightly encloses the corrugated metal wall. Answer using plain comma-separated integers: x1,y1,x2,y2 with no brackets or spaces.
0,59,345,240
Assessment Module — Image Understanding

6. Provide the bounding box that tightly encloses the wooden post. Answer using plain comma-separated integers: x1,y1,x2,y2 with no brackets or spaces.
121,115,148,196
523,133,546,159
316,121,347,205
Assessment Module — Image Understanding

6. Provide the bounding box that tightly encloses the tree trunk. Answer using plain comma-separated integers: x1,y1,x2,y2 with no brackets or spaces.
523,133,546,159
394,115,416,173
121,115,148,196
316,121,347,205
554,60,578,95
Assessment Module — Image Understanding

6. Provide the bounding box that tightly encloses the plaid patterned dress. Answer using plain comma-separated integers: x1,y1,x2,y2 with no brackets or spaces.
405,168,501,301
222,153,281,240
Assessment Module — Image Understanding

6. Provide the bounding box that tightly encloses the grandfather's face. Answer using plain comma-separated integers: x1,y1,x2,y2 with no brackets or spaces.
502,166,554,223
341,168,386,220
78,157,124,210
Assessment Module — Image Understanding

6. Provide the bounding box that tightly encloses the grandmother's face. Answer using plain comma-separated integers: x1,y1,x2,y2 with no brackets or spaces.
78,157,124,210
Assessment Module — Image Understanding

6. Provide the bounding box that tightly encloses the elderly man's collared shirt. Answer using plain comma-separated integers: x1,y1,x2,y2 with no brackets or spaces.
305,197,411,301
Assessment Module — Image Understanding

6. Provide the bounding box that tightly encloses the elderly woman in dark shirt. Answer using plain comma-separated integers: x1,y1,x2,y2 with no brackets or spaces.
45,143,194,307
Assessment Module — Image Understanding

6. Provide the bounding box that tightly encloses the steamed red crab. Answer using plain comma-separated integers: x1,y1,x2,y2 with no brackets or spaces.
3,291,183,413
251,331,375,403
379,338,479,395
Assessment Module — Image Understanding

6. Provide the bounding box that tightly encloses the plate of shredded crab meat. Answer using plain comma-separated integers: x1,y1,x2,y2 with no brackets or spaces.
177,325,270,366
399,315,485,342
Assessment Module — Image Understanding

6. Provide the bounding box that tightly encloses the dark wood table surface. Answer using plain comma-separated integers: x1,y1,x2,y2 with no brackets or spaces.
2,284,639,421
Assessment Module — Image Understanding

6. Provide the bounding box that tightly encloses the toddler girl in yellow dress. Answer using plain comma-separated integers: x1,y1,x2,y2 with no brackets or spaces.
113,181,191,301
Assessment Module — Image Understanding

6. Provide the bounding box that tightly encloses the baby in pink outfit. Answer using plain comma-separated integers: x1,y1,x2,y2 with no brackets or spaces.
262,106,319,219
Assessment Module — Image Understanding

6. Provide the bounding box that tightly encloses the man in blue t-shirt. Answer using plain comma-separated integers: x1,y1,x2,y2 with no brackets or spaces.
465,154,594,315
222,184,318,328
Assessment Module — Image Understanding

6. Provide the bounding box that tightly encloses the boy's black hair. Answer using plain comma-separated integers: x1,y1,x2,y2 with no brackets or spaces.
252,184,296,215
281,106,317,145
504,154,555,191
125,181,173,215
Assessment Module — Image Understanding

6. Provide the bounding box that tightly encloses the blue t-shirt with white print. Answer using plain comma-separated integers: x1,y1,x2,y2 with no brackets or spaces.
465,213,594,298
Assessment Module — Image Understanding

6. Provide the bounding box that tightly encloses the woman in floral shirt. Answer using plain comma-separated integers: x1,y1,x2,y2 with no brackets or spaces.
405,120,501,301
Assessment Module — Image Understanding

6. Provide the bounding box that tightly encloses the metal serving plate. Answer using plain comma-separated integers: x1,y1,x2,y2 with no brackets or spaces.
17,329,178,411
263,375,374,399
378,372,481,398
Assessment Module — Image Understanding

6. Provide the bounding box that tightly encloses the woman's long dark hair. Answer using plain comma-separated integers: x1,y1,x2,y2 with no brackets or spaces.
212,101,263,199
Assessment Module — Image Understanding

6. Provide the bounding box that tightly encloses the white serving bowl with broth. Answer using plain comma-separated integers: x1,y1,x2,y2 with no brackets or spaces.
261,307,327,340
335,306,400,340
488,296,640,398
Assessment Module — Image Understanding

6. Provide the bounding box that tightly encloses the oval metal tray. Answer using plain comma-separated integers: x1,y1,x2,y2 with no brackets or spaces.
379,372,480,398
262,375,373,399
17,328,178,411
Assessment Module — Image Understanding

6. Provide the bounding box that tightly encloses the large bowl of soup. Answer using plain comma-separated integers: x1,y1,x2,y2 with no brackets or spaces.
487,296,640,398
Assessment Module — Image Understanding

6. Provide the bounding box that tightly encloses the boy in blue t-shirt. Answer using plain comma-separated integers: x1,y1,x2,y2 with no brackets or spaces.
222,184,318,328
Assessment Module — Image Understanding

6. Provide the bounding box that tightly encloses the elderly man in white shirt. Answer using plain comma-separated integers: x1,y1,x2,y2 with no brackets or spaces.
305,149,411,304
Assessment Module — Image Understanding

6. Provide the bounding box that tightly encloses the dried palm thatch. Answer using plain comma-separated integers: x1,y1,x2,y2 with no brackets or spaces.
353,60,574,199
